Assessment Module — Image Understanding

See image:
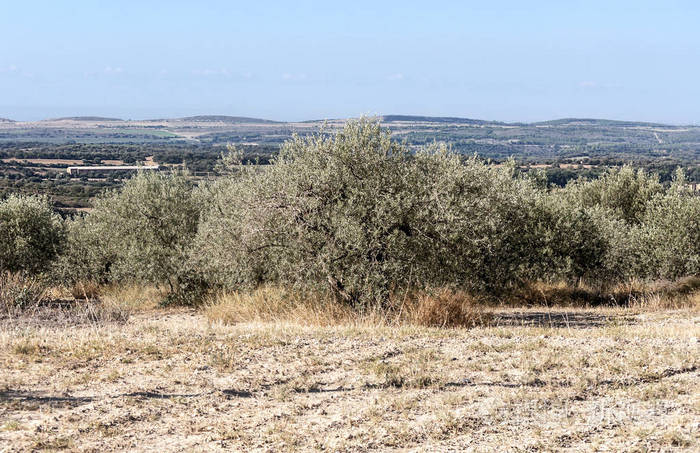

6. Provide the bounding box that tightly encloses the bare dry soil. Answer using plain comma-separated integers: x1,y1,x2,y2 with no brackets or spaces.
1,308,698,452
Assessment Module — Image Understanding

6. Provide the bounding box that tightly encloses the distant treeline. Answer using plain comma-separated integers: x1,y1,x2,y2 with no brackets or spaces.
1,134,698,213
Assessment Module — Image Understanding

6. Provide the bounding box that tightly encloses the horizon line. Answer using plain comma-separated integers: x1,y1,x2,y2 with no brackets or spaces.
1,113,696,127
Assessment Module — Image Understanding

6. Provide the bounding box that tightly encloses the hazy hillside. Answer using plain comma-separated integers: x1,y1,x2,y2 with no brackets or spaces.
380,115,501,125
531,118,673,127
49,116,124,122
177,115,280,124
0,115,699,163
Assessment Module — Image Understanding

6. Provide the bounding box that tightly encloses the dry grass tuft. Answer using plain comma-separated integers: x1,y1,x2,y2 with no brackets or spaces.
399,288,491,328
75,299,131,324
69,281,101,300
204,287,360,326
205,286,492,328
1,277,134,326
509,278,700,309
0,272,49,315
98,284,162,311
654,275,700,294
1,298,131,327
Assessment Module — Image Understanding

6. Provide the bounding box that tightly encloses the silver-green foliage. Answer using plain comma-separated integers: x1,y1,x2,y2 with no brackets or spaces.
196,119,563,305
560,167,699,283
564,165,663,224
637,171,700,279
0,194,64,274
59,171,204,297
49,122,698,305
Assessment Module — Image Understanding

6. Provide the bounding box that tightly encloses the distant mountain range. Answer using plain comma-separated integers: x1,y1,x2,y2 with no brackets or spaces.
175,115,279,124
380,115,505,125
380,115,676,128
1,114,697,162
49,116,123,122
0,114,687,127
38,115,280,124
531,118,670,128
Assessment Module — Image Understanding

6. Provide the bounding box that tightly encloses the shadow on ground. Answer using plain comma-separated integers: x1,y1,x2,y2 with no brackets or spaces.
490,311,635,328
0,390,94,410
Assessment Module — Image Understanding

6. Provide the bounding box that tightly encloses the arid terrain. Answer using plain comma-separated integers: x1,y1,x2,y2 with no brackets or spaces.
1,307,698,451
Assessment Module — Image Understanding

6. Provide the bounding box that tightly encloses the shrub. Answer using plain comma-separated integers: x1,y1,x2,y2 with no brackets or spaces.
553,167,682,285
0,271,49,314
56,171,206,304
0,194,65,274
532,193,609,284
405,289,489,328
54,207,116,284
196,119,558,306
564,165,663,224
44,122,699,311
637,172,700,280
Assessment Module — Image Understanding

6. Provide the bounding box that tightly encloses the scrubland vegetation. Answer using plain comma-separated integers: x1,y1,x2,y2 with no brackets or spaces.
2,118,698,312
1,119,698,451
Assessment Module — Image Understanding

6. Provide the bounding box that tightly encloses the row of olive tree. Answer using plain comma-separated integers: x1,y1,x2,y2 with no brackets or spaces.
2,119,698,307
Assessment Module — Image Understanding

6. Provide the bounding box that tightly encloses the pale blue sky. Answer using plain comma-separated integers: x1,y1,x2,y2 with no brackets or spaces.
1,0,699,123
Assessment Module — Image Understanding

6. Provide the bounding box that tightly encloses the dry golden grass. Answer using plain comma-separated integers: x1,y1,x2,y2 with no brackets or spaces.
50,282,162,311
68,281,102,300
401,288,491,328
205,282,699,330
0,272,49,313
98,284,163,312
507,277,700,310
204,287,360,327
204,287,491,328
0,305,697,451
1,281,698,451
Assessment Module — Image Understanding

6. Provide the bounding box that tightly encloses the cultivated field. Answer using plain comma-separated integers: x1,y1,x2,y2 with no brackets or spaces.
1,306,698,452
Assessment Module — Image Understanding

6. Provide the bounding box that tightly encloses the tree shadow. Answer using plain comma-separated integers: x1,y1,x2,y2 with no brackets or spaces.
490,311,633,328
120,391,208,399
0,390,94,410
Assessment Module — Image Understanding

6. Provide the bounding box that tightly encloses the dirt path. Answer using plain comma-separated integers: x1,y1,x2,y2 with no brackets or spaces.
1,309,698,451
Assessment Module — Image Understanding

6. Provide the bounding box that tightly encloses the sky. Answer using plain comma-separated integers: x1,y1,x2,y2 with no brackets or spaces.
1,0,699,123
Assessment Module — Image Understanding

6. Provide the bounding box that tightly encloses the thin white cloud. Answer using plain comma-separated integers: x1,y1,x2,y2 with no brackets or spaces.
578,81,622,90
190,69,257,80
104,66,124,74
0,64,18,73
386,73,404,81
0,65,34,78
282,73,307,81
192,68,231,76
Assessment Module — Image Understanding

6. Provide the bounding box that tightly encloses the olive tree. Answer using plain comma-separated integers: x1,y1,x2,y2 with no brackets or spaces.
0,194,64,274
637,170,700,279
564,165,663,225
58,171,205,302
195,119,560,306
